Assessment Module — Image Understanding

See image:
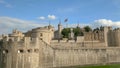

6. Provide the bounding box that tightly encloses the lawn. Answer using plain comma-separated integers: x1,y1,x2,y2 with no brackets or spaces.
60,64,120,68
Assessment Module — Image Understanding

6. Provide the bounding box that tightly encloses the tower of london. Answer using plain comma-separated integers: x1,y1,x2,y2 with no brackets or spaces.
0,23,120,68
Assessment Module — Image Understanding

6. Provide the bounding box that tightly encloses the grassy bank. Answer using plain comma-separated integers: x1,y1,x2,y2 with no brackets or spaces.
60,64,120,68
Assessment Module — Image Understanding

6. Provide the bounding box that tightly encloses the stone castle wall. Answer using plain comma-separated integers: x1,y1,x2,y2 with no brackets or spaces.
108,30,120,47
51,41,106,47
1,38,120,68
53,47,120,67
1,26,120,68
0,37,54,68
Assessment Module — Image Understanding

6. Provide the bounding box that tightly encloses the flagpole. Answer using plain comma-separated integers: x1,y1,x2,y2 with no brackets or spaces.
64,18,68,28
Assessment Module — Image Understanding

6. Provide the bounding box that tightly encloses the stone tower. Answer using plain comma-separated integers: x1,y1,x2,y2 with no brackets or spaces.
30,26,54,44
107,28,120,47
103,26,112,47
58,21,62,39
69,28,74,39
48,23,55,39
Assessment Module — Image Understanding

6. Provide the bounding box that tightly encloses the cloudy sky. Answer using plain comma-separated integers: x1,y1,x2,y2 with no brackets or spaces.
1,0,120,34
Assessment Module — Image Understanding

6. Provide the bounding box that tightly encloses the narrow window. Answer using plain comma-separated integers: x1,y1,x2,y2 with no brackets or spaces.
27,49,32,53
18,49,24,53
34,49,39,53
85,49,88,51
40,38,43,40
40,33,43,36
3,50,8,54
30,38,32,41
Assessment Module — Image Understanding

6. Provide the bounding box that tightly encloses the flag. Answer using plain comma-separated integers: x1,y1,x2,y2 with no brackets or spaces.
64,18,68,22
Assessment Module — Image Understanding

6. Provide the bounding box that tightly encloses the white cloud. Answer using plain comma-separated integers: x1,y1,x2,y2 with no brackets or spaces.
48,15,56,20
37,15,56,20
62,19,120,29
37,16,45,20
2,17,120,35
0,17,46,34
93,19,120,28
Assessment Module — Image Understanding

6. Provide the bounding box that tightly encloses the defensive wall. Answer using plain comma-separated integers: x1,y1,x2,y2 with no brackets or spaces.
0,26,120,68
0,37,120,68
0,37,54,68
52,47,120,67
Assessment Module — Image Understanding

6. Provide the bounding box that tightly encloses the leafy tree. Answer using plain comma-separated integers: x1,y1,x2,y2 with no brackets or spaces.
84,26,92,32
61,28,70,38
93,27,99,32
61,27,85,38
73,27,83,37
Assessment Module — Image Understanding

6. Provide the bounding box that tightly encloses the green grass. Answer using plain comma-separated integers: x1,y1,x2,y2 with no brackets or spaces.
61,64,120,68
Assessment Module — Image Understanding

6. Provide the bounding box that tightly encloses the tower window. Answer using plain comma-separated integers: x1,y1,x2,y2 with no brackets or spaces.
34,49,39,53
30,38,32,41
40,33,43,36
27,49,32,53
18,49,24,53
3,50,8,54
40,38,43,40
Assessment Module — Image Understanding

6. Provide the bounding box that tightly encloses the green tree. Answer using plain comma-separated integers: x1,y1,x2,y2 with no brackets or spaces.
0,40,3,45
73,27,83,37
93,27,99,32
84,26,92,32
61,28,70,38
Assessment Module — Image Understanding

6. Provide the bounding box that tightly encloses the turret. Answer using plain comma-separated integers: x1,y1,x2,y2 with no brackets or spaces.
77,23,80,28
58,21,62,39
69,28,74,39
103,26,112,47
58,22,62,33
48,22,54,39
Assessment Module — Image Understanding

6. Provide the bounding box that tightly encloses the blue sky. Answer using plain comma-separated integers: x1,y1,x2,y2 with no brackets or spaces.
1,0,120,34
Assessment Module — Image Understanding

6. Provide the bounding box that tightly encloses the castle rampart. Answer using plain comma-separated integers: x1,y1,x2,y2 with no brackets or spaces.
1,25,120,68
